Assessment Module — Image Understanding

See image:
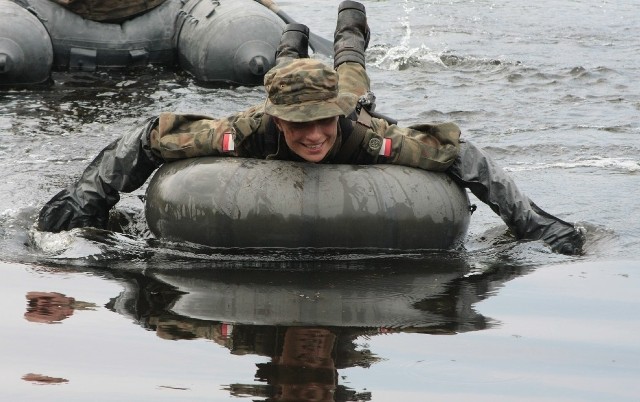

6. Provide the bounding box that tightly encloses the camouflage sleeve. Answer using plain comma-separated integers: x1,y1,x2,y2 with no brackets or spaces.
362,118,461,172
335,63,460,171
149,106,264,161
337,62,370,98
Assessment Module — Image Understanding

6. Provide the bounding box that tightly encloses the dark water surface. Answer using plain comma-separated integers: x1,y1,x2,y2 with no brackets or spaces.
1,0,639,400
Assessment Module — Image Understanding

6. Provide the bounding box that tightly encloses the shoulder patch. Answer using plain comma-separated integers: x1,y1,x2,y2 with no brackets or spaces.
368,137,392,157
222,132,235,152
378,138,392,157
368,137,382,151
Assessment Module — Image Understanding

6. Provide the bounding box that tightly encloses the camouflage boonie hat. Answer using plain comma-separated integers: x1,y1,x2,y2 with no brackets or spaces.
264,58,358,122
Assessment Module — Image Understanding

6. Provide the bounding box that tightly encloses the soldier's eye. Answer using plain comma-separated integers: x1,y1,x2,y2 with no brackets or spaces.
289,122,307,130
317,117,336,125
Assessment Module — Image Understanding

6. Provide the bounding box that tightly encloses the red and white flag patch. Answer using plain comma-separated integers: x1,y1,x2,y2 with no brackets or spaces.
220,322,234,337
379,138,392,157
222,132,235,152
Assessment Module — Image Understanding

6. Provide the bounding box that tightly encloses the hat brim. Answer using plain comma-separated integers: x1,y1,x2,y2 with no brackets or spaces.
264,92,358,122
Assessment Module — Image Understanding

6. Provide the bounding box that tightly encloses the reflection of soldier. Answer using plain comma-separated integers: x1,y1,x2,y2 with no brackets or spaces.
37,1,585,254
104,272,374,401
103,258,530,401
24,291,96,324
22,372,69,385
49,0,167,22
255,327,342,402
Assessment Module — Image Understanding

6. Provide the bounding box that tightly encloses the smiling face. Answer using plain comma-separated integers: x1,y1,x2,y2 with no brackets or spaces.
273,116,339,163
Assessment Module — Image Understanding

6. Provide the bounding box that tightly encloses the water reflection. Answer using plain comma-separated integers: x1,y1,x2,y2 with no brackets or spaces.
21,373,69,385
24,291,96,324
100,256,529,401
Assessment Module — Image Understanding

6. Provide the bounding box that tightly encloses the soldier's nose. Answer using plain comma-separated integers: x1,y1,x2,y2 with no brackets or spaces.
305,123,324,138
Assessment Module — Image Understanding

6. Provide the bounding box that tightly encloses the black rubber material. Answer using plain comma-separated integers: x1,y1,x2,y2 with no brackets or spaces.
145,157,471,250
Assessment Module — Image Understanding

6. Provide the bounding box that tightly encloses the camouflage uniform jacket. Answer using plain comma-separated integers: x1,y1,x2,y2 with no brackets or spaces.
149,63,461,172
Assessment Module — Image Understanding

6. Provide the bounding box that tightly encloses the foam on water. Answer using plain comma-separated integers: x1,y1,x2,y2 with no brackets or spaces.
506,157,640,173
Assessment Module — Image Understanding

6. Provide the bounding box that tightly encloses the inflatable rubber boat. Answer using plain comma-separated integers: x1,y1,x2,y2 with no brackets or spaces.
0,0,286,86
145,158,471,250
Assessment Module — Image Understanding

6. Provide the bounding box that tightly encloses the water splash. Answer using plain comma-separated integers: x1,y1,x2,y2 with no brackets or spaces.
29,227,152,263
506,157,639,173
399,0,414,49
368,0,443,71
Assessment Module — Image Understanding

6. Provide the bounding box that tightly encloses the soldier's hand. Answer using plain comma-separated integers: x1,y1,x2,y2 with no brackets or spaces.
37,187,109,233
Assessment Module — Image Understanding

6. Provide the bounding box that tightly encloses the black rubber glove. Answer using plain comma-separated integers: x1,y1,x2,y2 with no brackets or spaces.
37,117,162,233
447,141,585,255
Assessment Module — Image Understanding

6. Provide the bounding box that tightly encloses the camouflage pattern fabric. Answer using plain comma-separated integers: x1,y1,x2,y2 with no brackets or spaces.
151,62,460,171
49,0,167,22
263,59,358,122
336,60,370,98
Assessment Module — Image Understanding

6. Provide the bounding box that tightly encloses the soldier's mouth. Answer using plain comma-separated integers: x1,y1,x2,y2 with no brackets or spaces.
304,141,325,150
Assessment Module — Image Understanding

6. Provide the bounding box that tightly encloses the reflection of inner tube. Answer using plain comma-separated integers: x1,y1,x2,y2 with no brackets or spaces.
145,158,471,250
0,0,284,86
151,266,483,329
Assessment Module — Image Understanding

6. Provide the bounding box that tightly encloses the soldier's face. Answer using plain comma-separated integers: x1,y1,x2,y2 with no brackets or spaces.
274,116,339,163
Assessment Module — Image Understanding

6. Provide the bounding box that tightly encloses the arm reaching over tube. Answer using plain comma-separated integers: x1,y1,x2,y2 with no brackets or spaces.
37,118,162,233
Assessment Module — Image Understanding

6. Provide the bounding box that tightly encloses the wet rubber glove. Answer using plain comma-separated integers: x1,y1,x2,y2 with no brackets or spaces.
447,142,585,255
37,117,162,233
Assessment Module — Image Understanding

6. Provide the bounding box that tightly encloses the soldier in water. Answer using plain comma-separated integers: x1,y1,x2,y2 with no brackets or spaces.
37,1,585,255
